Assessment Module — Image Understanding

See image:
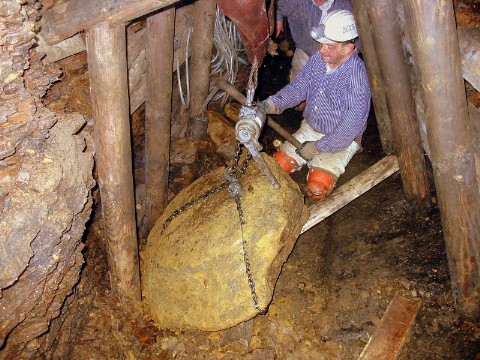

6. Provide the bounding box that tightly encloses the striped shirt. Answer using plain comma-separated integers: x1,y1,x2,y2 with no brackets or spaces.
276,0,353,56
268,52,371,153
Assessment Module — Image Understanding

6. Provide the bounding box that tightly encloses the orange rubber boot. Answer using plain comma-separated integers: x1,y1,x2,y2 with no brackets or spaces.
306,168,337,201
273,150,298,173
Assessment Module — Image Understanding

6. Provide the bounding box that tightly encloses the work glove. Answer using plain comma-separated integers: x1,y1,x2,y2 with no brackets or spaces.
296,141,321,161
258,99,276,114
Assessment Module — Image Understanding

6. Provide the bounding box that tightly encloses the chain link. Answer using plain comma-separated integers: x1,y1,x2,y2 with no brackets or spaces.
224,144,264,313
161,144,264,313
161,182,228,235
162,143,250,234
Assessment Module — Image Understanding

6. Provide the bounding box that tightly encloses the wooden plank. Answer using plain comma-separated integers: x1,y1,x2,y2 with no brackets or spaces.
302,156,399,234
402,0,480,319
127,25,147,68
469,103,480,192
86,21,141,302
358,294,421,360
36,33,86,64
40,0,180,45
130,73,146,113
127,5,194,114
458,26,480,92
128,48,146,92
126,5,193,70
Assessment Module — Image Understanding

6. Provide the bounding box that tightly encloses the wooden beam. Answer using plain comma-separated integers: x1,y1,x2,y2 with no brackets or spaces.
366,0,430,208
36,33,86,64
41,0,179,45
351,0,394,155
86,21,141,302
144,8,175,236
458,26,480,92
302,156,399,234
358,294,421,360
402,0,480,319
128,49,146,93
187,0,217,136
127,4,194,114
127,25,146,68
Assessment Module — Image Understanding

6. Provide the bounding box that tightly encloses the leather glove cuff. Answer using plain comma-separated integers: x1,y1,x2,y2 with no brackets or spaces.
259,99,276,114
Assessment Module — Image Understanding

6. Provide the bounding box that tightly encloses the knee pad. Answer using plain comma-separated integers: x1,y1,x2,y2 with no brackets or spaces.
306,168,337,201
273,150,298,174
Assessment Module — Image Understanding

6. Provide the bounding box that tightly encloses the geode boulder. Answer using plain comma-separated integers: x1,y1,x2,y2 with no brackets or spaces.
141,154,308,331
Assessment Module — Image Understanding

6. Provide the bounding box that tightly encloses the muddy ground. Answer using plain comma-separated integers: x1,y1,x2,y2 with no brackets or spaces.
44,19,480,360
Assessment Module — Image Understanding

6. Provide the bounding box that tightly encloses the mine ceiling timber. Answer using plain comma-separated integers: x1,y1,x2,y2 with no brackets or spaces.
40,0,181,45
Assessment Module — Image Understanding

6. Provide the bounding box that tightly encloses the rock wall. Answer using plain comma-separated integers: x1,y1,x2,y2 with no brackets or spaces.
0,1,95,358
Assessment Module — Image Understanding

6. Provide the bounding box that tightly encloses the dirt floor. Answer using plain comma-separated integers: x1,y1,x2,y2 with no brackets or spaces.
44,19,480,360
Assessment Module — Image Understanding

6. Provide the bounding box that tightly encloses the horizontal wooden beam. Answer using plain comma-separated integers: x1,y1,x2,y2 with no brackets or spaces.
40,0,180,45
301,156,400,234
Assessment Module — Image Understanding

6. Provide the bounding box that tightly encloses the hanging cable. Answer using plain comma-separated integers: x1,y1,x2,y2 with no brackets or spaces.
176,26,193,109
211,7,246,104
176,7,247,108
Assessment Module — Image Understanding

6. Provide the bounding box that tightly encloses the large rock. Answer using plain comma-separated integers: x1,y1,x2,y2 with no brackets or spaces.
141,154,308,331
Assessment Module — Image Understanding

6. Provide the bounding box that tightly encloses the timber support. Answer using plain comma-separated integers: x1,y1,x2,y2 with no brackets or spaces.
187,0,217,137
351,0,394,155
402,0,480,318
366,0,430,208
86,22,141,303
144,8,176,236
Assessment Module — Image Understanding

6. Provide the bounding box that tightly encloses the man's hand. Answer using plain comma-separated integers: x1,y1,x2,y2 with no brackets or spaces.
296,141,321,161
258,99,276,114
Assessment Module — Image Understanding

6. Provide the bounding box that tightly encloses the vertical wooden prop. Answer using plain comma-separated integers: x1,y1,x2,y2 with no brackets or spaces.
187,0,216,136
86,22,141,302
144,7,176,235
366,0,430,207
402,0,480,318
351,0,394,155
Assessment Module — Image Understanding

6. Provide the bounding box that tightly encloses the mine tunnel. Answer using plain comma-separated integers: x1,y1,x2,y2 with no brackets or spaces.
1,0,479,358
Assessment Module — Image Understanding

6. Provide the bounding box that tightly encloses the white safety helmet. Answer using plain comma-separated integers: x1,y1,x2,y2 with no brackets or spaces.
310,10,358,44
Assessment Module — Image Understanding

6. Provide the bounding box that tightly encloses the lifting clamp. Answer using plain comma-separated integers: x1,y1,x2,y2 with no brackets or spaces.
235,103,280,188
234,57,280,188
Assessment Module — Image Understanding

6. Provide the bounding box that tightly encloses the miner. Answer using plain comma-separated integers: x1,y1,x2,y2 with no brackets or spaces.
261,10,371,201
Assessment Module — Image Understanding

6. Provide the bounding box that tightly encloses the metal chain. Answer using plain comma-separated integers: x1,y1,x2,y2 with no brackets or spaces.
160,143,265,313
224,144,265,313
162,143,250,234
161,182,227,234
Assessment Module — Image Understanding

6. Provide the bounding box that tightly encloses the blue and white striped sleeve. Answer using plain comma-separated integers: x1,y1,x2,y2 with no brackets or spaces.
315,64,371,152
267,56,317,114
